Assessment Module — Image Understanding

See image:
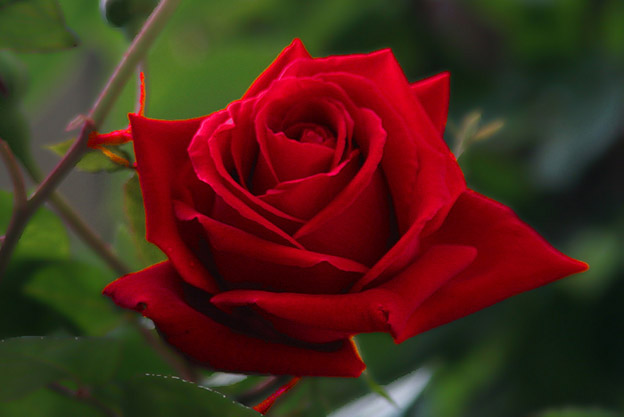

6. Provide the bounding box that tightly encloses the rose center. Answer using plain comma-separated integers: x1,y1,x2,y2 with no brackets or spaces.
284,122,336,148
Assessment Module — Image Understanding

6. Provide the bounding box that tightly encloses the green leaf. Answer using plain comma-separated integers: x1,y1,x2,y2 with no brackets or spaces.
46,137,130,172
0,387,107,417
121,375,261,417
536,408,619,417
22,261,121,335
0,190,70,261
123,173,165,266
0,336,122,401
1,191,74,337
361,370,397,407
107,326,174,381
426,333,509,417
0,0,78,52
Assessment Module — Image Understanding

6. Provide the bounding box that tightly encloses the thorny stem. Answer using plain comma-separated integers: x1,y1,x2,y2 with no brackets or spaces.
252,377,302,415
0,0,181,277
48,192,131,275
24,152,130,276
0,0,193,388
0,139,28,275
235,376,288,406
0,140,27,268
0,140,27,208
88,0,180,125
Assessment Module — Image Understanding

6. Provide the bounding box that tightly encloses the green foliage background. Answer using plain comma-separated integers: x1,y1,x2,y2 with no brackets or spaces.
1,0,623,416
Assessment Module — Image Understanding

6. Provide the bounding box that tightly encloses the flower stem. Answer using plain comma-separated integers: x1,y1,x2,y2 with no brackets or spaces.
252,377,302,415
0,139,27,209
88,0,179,126
0,0,181,278
51,192,131,275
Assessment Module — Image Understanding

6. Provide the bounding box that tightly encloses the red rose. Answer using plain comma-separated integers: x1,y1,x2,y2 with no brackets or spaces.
104,39,586,377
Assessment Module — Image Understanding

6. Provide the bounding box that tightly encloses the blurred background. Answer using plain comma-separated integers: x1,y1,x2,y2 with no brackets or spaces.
1,0,623,416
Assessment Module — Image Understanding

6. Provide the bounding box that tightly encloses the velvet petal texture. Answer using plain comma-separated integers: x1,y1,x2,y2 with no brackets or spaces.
397,190,589,342
130,114,218,293
258,151,360,221
212,245,476,339
175,201,369,294
103,262,365,377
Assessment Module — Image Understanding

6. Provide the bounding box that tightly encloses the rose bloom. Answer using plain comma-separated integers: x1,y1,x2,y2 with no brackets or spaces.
104,39,587,377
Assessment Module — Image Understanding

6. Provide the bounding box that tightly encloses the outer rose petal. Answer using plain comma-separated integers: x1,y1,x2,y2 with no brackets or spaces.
129,114,218,293
396,190,589,342
243,38,311,99
211,245,476,340
103,262,365,377
410,72,450,135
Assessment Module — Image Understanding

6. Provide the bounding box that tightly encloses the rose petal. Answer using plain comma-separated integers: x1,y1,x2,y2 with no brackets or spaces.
226,99,280,195
189,111,306,241
395,190,589,342
211,244,476,340
410,72,450,135
129,114,218,292
252,78,357,188
315,72,464,234
243,38,312,99
207,119,306,229
294,107,386,239
271,94,354,171
175,201,369,294
260,130,335,183
296,167,392,266
103,262,365,376
313,72,464,291
258,150,359,220
282,54,465,242
281,48,451,154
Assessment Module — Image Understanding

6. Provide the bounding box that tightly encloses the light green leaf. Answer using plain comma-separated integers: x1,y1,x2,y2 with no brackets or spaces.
362,370,397,407
23,261,121,335
0,0,78,52
123,174,165,266
0,336,122,401
121,375,261,417
46,137,130,173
